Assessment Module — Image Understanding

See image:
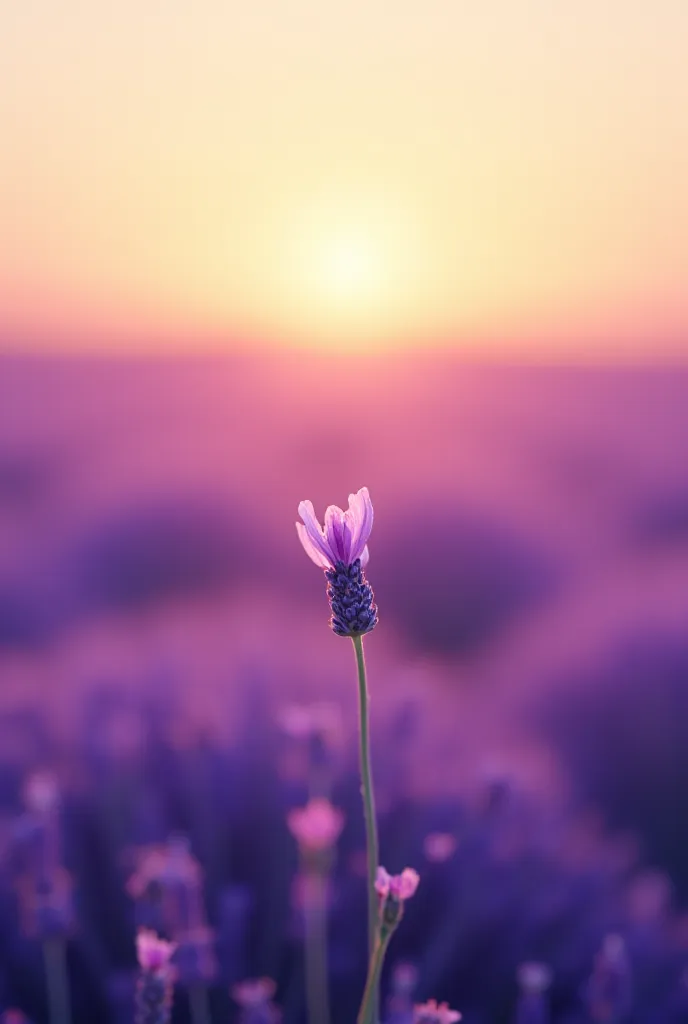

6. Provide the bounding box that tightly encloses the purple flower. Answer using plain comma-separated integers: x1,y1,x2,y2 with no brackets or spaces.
232,978,281,1024
413,999,461,1024
375,866,420,935
375,867,420,901
296,488,378,637
296,488,373,570
585,934,632,1023
515,963,552,1024
232,977,277,1008
135,929,176,1024
287,798,345,854
136,929,176,974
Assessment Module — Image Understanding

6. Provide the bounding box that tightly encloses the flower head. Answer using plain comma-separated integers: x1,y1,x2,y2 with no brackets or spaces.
375,866,420,935
423,832,458,863
23,771,59,814
391,961,419,995
232,977,277,1008
296,487,373,570
517,962,553,994
296,488,378,637
375,867,420,901
413,1000,461,1024
586,934,632,1022
136,928,177,973
287,798,345,854
135,929,176,1024
127,836,201,898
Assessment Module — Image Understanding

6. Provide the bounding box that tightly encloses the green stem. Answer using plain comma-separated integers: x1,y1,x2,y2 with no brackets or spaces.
43,937,72,1024
356,936,390,1024
352,633,380,1023
189,984,211,1024
304,871,331,1024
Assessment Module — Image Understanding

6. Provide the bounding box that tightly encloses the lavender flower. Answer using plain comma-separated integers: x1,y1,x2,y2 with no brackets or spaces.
128,836,205,939
413,999,461,1024
232,978,281,1024
287,798,345,856
585,934,632,1023
135,929,176,1024
514,963,552,1024
385,962,419,1024
423,833,458,864
376,867,421,902
296,488,377,637
15,771,72,938
376,867,420,935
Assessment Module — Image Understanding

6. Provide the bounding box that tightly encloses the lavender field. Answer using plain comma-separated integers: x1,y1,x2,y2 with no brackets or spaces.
1,355,687,1024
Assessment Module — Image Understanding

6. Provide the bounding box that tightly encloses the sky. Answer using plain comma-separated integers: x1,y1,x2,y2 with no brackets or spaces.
1,0,687,357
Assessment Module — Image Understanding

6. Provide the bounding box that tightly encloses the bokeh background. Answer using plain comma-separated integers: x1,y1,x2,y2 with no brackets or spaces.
1,2,688,1023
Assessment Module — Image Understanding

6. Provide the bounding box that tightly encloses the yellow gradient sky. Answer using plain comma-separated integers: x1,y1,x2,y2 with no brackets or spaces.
1,1,687,355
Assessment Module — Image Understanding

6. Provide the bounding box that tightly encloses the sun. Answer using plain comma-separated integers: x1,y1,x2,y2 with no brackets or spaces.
269,192,422,347
314,231,384,306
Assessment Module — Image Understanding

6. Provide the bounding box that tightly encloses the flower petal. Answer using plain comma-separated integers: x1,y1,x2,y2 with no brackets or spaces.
348,487,374,563
297,500,336,567
360,544,370,568
397,868,420,899
325,504,353,564
375,866,391,897
296,523,332,569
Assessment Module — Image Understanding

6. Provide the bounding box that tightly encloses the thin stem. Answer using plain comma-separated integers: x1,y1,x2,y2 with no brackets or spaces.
43,937,72,1024
304,871,331,1024
352,633,380,1022
189,984,212,1024
356,936,390,1024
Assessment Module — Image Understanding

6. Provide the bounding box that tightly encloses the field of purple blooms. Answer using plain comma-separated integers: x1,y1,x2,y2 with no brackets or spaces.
0,355,687,1024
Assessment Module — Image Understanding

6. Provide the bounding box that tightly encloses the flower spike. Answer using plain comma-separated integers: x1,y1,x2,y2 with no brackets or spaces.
297,488,378,637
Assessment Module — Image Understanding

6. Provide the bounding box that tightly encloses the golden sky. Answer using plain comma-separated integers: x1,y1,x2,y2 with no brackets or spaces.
1,0,687,356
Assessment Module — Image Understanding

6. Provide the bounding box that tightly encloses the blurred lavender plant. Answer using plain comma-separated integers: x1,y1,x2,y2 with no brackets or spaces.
514,963,552,1024
128,836,216,1024
584,935,632,1023
232,978,281,1024
135,930,176,1024
13,773,73,1024
279,703,343,800
14,773,73,941
384,963,419,1024
288,799,345,1024
412,1000,461,1024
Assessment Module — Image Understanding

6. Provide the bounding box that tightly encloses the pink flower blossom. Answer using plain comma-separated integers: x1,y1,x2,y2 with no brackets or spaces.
232,977,277,1008
23,771,59,814
136,928,176,973
517,962,552,994
287,798,345,853
423,832,458,863
127,837,201,899
413,999,461,1024
375,866,420,901
296,487,373,570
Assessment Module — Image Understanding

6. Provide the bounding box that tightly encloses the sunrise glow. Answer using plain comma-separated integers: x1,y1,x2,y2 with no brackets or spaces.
1,1,687,356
